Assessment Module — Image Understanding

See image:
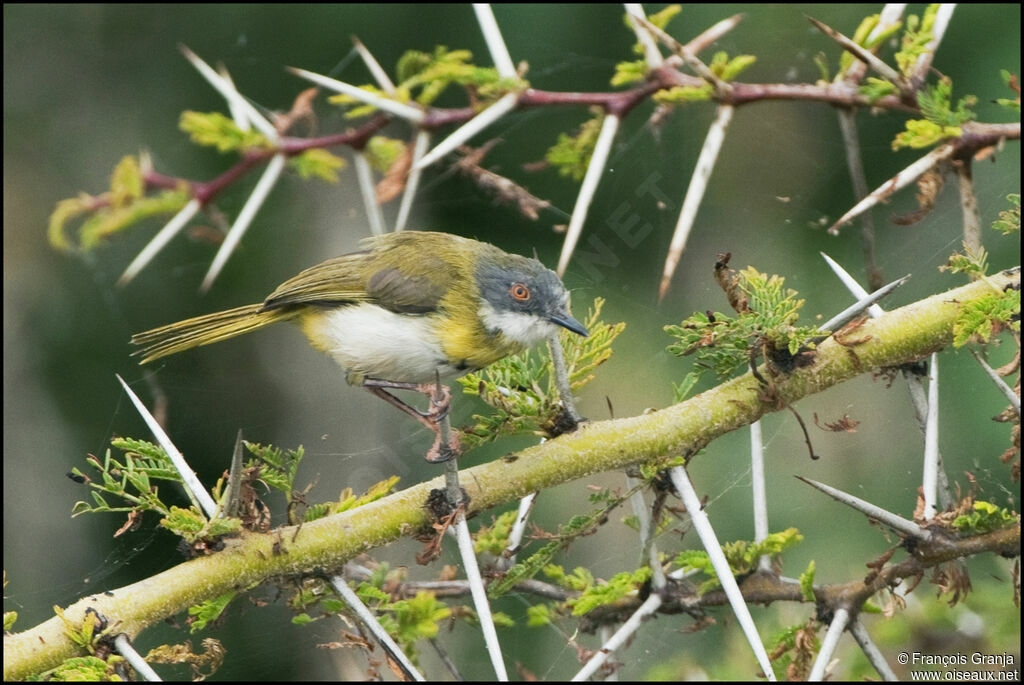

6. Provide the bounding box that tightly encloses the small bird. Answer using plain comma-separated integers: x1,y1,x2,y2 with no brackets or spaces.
131,231,588,461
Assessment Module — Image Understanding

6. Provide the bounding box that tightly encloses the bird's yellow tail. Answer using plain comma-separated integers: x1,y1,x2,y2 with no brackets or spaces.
131,304,296,363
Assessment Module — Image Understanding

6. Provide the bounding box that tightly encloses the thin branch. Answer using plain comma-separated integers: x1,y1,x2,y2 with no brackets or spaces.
200,152,287,293
796,476,930,540
635,15,725,91
808,606,850,681
556,113,621,277
115,375,218,518
658,104,734,300
626,475,667,589
955,160,982,254
836,109,884,290
669,466,776,680
429,637,464,681
329,575,425,681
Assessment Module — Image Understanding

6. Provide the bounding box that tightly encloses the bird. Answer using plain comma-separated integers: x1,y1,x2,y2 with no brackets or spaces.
131,231,588,461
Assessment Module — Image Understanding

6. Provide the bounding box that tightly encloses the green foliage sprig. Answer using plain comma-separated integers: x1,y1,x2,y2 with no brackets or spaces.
458,297,624,448
665,266,819,400
837,13,902,78
942,197,1022,347
952,501,1019,535
544,109,605,182
243,441,304,495
673,528,803,595
565,567,652,616
488,487,631,599
893,77,976,150
331,45,527,119
894,4,940,76
179,111,270,153
992,193,1020,235
48,155,189,252
71,438,185,519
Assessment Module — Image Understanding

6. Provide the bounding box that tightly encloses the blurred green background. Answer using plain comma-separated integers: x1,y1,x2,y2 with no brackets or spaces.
4,4,1019,680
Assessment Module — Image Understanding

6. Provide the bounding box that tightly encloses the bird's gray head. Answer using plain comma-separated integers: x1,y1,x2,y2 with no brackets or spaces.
475,255,588,346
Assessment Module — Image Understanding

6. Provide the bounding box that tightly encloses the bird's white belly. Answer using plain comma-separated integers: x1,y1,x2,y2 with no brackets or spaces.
309,304,459,384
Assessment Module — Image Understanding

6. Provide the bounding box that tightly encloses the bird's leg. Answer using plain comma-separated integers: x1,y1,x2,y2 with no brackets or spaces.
361,378,461,463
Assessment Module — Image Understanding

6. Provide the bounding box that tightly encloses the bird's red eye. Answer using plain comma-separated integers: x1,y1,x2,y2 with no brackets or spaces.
509,283,530,301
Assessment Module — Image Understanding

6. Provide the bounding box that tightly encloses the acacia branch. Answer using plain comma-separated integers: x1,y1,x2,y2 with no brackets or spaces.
4,268,1019,680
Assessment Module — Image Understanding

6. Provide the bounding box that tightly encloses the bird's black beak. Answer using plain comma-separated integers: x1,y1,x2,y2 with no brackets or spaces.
549,311,589,337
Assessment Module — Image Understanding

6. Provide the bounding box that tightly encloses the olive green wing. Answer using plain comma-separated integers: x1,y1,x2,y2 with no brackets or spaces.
260,239,454,314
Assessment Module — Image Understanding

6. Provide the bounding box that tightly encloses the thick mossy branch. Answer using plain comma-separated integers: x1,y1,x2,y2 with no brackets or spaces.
4,269,1019,681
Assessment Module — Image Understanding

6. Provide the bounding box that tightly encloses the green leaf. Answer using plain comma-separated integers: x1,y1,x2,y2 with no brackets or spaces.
179,111,269,153
992,194,1020,235
71,439,186,520
474,509,519,555
109,155,144,209
545,109,604,182
288,148,346,183
952,290,1020,347
365,135,406,173
952,501,1019,535
568,567,652,616
799,560,816,602
244,441,304,495
161,505,208,541
526,603,553,627
858,77,897,102
611,59,648,87
895,4,939,76
941,242,989,278
489,496,627,598
391,591,451,642
713,53,756,82
44,656,117,682
666,266,816,387
334,475,401,514
653,84,713,105
674,528,803,593
48,193,97,251
188,591,236,633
